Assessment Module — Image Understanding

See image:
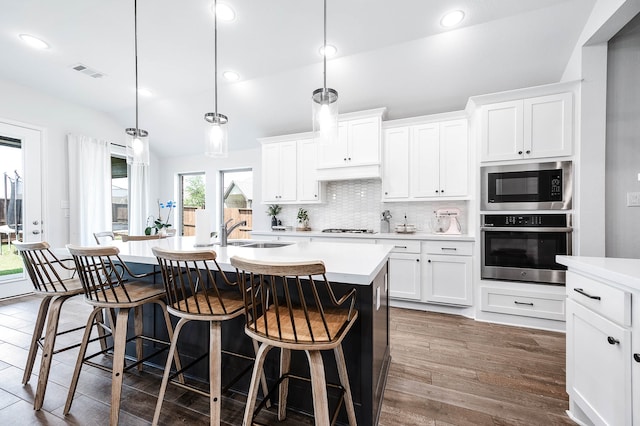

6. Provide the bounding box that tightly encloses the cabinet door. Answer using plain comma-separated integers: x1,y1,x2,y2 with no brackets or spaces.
348,117,380,166
382,127,410,199
410,123,440,198
566,300,632,426
524,92,572,159
278,141,298,201
439,119,468,197
262,143,282,202
318,122,348,168
481,100,524,162
423,255,472,306
297,138,321,202
388,253,421,300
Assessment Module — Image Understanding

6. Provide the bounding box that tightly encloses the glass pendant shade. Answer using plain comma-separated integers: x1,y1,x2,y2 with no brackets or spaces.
312,87,339,145
204,112,228,158
125,128,149,165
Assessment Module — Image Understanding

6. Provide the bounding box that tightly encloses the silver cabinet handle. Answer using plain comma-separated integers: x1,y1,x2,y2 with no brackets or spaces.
394,245,407,249
514,301,534,306
32,230,41,235
441,247,457,251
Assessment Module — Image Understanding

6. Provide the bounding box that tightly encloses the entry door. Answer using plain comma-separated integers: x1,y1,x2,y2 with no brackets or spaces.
0,120,43,298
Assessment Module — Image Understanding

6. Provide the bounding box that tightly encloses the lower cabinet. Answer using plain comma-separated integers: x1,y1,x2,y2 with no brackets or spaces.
566,299,632,426
388,253,421,301
421,241,473,306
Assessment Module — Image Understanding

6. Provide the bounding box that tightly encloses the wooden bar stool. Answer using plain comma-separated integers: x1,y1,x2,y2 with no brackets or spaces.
93,231,115,245
63,245,182,425
151,247,268,426
13,241,108,411
230,256,359,426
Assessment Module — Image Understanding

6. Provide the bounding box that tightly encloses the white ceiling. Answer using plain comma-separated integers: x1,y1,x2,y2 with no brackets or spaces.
0,0,595,157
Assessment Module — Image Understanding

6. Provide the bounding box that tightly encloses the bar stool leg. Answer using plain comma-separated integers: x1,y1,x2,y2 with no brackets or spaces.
243,343,273,426
110,307,131,425
34,294,71,410
152,317,189,426
252,339,271,409
134,305,144,372
306,350,330,426
278,348,291,421
334,345,357,426
209,321,222,426
23,295,52,385
156,300,184,383
64,307,103,415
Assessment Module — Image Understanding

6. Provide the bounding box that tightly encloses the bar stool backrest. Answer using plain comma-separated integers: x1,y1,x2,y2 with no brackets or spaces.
13,241,77,293
230,256,357,345
66,244,136,303
152,247,240,316
93,231,115,245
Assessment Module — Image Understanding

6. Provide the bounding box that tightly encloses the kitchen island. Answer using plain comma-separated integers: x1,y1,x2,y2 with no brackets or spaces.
556,256,640,426
103,236,393,425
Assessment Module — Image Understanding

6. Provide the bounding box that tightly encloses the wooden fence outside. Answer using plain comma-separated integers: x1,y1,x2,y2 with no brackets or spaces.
182,207,252,240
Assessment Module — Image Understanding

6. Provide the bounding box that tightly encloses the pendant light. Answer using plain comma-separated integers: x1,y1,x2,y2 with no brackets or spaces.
312,0,338,145
126,0,150,166
204,0,228,158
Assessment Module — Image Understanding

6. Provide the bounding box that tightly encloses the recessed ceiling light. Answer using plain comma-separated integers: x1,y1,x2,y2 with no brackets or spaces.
212,2,236,22
223,71,240,81
137,88,152,97
18,34,49,50
319,44,337,58
440,10,465,28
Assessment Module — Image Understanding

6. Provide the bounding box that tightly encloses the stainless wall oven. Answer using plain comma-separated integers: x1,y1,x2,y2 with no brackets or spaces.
481,213,572,285
481,161,572,211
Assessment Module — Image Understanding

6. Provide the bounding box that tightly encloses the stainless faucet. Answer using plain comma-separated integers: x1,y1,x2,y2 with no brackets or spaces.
219,219,247,247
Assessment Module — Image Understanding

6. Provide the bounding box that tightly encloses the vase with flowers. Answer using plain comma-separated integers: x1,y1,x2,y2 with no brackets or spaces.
145,200,175,236
296,208,310,231
266,204,282,228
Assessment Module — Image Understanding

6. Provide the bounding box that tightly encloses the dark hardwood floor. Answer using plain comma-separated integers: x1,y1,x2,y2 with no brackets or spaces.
0,294,571,425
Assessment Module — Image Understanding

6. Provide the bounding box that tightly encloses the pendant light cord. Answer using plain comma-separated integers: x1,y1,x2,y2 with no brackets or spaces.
214,0,218,116
323,0,327,93
134,0,139,133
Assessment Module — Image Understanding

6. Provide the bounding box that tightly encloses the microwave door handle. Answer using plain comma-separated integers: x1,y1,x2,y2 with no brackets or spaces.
480,227,573,232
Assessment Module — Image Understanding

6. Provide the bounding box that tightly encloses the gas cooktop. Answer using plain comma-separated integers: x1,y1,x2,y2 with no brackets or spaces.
321,228,375,234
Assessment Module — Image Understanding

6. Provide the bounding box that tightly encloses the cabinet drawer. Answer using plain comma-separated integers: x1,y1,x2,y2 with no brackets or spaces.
481,287,565,321
423,240,472,256
566,271,631,327
378,239,420,253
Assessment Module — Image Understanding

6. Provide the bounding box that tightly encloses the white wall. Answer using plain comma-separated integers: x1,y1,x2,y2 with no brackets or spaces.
0,78,124,248
156,147,263,235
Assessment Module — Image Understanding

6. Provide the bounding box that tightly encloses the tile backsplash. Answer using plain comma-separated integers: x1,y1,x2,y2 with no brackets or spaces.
276,179,468,233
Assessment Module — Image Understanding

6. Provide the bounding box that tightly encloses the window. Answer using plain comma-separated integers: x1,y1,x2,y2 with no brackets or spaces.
220,169,252,240
179,173,205,236
111,156,128,234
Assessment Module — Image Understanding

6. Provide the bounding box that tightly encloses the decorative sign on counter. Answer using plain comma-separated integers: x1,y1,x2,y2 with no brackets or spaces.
194,209,213,246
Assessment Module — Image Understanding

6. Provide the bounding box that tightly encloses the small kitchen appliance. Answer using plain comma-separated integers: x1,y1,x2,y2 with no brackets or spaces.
432,208,462,235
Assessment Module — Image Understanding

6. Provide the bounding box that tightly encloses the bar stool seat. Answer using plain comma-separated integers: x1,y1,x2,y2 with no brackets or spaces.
151,247,268,426
63,244,182,425
13,241,104,411
230,256,359,426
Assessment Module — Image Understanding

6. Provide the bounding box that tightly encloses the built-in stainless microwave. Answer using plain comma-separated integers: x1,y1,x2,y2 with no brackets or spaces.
481,161,572,211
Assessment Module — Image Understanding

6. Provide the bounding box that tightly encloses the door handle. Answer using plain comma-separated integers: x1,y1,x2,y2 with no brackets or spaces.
607,336,620,345
634,354,640,363
32,220,39,225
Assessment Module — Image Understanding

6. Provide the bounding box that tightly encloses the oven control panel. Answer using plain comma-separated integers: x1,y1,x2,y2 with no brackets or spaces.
482,214,569,227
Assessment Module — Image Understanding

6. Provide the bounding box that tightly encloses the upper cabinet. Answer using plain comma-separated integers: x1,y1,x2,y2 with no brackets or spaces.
260,134,324,204
316,108,386,181
382,115,469,201
480,92,573,162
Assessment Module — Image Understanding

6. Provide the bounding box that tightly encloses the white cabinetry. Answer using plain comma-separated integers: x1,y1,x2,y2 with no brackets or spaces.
261,141,297,203
422,241,473,306
565,269,635,426
481,92,573,162
260,134,324,204
382,116,468,201
317,108,385,181
385,240,421,301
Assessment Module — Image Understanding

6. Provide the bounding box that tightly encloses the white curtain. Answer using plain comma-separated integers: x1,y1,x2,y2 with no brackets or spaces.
128,163,150,235
68,134,111,245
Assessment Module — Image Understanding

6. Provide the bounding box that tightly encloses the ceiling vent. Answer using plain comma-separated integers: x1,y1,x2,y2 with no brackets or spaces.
71,63,106,79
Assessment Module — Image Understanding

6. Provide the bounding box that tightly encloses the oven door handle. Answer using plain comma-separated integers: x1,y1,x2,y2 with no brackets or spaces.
480,227,573,232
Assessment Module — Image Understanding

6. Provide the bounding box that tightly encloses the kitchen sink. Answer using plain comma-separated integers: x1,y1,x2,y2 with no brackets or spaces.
241,242,293,248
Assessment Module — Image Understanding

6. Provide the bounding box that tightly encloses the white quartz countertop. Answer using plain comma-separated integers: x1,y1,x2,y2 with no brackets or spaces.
557,255,640,291
69,236,392,286
251,230,475,242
